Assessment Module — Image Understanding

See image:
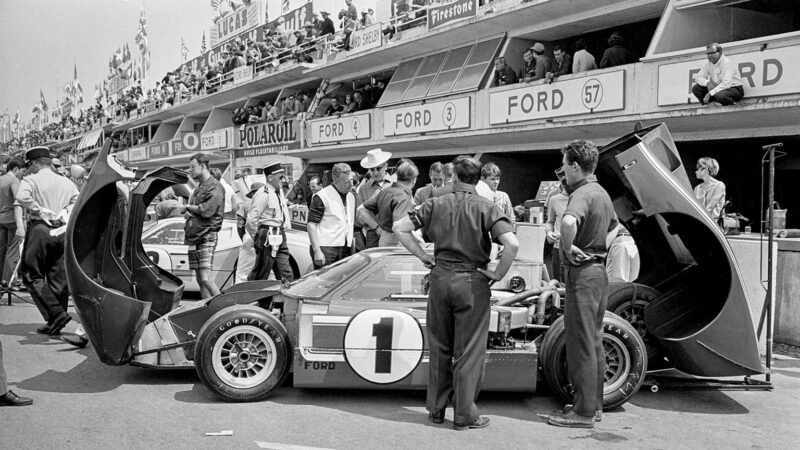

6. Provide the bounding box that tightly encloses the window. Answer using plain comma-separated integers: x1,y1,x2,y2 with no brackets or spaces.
378,36,504,106
142,222,185,246
285,254,371,299
340,257,429,302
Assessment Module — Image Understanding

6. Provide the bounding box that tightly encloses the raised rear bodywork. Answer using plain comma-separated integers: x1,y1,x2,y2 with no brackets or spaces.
597,123,765,376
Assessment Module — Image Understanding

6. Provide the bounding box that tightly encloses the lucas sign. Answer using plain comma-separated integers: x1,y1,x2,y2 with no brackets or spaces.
489,71,625,125
383,97,470,136
310,112,371,144
657,45,800,106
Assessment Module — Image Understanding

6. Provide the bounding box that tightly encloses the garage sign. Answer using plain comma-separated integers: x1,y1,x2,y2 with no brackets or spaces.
657,45,800,106
310,112,371,144
234,118,300,157
489,70,625,124
383,97,470,136
343,309,424,384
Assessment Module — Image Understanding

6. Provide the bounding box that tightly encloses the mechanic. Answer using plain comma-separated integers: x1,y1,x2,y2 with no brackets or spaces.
177,153,225,299
307,163,355,269
246,162,294,282
548,140,618,429
15,146,80,336
356,148,393,250
605,223,640,283
357,158,418,247
394,155,519,431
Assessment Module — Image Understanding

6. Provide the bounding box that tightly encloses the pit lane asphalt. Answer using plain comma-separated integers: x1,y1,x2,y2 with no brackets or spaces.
2,296,800,449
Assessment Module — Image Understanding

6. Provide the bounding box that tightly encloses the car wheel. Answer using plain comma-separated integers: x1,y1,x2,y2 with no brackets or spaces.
195,305,292,402
540,312,647,411
606,282,663,365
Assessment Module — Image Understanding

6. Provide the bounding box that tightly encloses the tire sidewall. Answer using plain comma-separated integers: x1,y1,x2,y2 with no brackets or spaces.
195,306,291,402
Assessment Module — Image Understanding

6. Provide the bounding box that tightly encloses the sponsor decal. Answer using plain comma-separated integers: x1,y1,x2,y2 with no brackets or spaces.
234,119,299,157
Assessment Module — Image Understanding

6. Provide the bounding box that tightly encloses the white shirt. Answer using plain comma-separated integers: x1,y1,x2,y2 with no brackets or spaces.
694,54,743,97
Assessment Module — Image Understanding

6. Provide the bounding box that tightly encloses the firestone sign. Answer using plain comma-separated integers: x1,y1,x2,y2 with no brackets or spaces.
428,0,476,31
235,119,300,157
657,45,800,106
489,70,626,124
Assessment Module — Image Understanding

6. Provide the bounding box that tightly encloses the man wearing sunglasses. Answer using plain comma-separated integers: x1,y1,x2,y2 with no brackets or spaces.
356,148,393,250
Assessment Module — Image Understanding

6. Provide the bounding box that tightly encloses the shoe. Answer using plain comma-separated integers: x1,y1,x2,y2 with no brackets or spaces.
547,410,595,429
709,101,723,107
453,416,490,431
48,314,72,336
0,390,33,407
428,411,444,424
62,333,89,348
564,404,602,422
36,323,52,334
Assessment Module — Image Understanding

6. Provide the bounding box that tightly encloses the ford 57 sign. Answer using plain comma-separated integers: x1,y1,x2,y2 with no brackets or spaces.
489,71,626,124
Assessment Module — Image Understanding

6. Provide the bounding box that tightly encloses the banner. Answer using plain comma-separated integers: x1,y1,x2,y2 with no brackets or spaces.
489,70,626,124
383,97,471,136
173,132,201,154
310,112,371,144
210,1,263,47
428,0,476,31
108,74,131,95
234,119,300,157
347,23,383,55
657,45,800,106
147,142,170,159
128,146,147,161
201,128,233,150
233,65,254,84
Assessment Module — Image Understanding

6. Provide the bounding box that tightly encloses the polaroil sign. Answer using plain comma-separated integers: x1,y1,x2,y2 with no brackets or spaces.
235,119,299,157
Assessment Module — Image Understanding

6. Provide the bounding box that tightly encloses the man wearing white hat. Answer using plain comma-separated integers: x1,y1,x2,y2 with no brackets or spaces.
356,148,393,250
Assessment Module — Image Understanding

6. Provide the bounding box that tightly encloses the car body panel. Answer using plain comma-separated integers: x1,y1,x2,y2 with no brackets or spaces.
597,123,764,376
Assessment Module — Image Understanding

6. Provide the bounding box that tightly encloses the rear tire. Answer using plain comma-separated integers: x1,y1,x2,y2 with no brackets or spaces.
195,305,292,402
607,282,663,365
540,312,647,411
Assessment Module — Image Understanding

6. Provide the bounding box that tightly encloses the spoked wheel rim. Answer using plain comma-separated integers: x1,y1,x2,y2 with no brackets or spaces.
603,334,631,394
212,325,277,389
612,300,648,338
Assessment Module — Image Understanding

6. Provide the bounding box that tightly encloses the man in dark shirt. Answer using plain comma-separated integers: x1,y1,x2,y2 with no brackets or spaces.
599,32,635,69
548,140,618,429
394,156,519,431
307,164,355,269
357,159,418,247
319,11,336,36
178,153,224,299
413,161,445,205
492,57,517,87
550,44,573,78
324,97,344,116
352,92,372,111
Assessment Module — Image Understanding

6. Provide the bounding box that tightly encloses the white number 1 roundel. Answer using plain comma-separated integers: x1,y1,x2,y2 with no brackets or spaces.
343,309,424,384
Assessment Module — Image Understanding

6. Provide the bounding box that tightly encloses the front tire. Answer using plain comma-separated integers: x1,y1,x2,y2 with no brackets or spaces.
540,312,647,411
195,305,292,402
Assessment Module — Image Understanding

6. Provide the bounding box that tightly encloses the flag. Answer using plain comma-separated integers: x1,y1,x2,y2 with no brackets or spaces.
201,31,207,54
40,89,48,111
181,37,189,62
13,110,20,127
135,7,151,71
282,0,289,13
72,64,83,109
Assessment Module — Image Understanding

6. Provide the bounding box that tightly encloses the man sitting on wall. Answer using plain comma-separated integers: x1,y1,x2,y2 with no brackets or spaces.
691,43,744,107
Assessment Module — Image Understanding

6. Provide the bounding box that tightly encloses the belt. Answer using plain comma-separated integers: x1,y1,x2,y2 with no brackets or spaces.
435,259,486,271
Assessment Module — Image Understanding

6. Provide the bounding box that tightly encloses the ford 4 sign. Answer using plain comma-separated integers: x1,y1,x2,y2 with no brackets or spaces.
310,112,371,144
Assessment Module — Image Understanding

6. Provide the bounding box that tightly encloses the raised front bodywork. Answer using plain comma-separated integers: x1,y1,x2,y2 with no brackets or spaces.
597,123,765,376
65,142,187,365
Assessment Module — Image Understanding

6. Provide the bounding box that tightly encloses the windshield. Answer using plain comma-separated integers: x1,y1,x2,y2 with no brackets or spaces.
285,254,370,299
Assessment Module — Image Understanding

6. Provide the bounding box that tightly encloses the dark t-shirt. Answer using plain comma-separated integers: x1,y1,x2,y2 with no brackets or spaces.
362,182,414,233
324,104,344,116
562,176,618,260
414,183,514,266
184,176,225,244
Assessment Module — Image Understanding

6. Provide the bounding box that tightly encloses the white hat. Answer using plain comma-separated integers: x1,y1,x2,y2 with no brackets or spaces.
360,148,392,169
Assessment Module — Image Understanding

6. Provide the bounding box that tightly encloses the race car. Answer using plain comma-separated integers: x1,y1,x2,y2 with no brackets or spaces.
65,123,764,408
141,217,312,293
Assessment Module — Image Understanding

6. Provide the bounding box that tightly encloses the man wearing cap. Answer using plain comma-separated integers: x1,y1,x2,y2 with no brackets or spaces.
356,148,393,250
319,11,336,37
691,43,744,106
357,158,418,247
15,147,80,336
528,43,553,82
307,163,355,269
246,162,294,281
393,155,519,431
177,153,225,299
